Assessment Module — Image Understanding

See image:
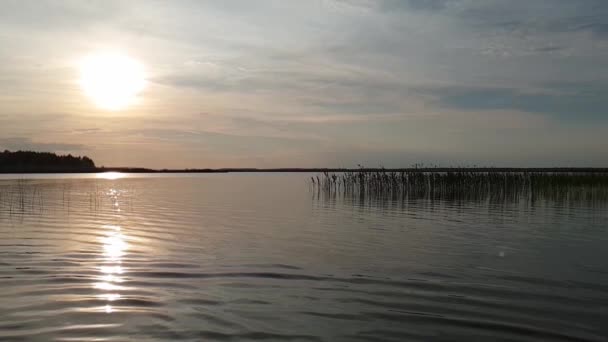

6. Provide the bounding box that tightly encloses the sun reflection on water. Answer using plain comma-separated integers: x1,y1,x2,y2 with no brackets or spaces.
97,172,125,180
95,190,128,313
102,233,127,260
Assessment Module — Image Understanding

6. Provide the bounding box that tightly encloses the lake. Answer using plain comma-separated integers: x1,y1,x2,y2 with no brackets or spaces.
1,173,607,341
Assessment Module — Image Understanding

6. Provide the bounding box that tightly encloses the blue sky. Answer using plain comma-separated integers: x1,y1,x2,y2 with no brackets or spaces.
0,0,607,168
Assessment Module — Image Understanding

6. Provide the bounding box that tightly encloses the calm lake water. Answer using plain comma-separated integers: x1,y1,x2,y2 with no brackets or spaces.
1,173,607,341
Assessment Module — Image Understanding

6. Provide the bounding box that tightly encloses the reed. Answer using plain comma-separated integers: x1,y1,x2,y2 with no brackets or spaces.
312,170,608,203
0,179,43,216
0,180,110,218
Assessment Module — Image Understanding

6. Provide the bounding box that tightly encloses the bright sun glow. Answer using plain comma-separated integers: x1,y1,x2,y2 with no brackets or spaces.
80,53,146,110
96,172,125,180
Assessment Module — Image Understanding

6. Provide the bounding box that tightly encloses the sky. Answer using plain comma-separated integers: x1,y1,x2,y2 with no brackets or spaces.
0,0,607,168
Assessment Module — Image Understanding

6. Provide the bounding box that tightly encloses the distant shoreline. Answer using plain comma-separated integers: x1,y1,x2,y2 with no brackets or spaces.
2,167,608,174
3,151,606,174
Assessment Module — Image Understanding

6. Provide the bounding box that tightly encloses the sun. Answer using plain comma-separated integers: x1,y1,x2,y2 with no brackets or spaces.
79,53,146,111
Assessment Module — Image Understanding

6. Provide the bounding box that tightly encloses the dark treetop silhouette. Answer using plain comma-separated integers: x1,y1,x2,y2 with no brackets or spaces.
0,150,95,173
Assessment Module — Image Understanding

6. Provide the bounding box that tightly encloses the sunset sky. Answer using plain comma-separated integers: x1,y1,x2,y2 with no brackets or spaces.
1,0,607,168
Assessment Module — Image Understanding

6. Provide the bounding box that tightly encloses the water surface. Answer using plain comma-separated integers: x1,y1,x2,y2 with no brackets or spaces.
1,173,607,341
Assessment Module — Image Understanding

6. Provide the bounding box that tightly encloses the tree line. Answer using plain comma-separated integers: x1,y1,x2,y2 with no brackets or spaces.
0,150,96,173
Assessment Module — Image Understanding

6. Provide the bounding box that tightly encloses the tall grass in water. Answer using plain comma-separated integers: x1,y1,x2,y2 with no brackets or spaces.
0,179,132,219
0,179,43,216
312,170,608,204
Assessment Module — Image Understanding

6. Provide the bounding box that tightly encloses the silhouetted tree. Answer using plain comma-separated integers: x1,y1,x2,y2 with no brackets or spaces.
0,150,96,173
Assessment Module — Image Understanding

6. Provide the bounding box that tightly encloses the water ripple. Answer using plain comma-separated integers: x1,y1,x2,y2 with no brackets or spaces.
1,174,607,341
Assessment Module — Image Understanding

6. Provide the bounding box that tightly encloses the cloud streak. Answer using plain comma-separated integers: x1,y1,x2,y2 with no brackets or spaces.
0,137,87,153
0,0,607,167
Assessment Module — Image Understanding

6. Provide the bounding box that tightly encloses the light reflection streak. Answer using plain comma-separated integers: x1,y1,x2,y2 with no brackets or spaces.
100,265,124,274
96,188,128,313
97,172,125,180
95,282,123,291
102,233,127,260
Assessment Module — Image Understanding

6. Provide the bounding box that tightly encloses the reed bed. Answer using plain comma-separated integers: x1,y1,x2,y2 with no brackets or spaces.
311,170,608,203
0,179,43,214
0,179,126,218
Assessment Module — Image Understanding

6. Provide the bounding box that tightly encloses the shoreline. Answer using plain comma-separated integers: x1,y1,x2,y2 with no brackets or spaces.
1,167,608,174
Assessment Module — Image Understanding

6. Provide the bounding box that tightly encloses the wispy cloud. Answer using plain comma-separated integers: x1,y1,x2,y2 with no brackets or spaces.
0,0,607,167
417,82,608,121
0,137,87,152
